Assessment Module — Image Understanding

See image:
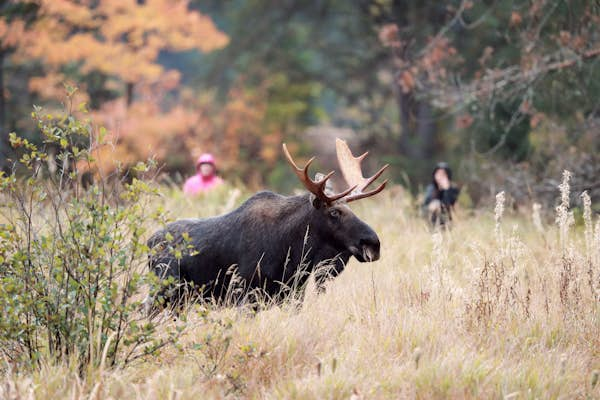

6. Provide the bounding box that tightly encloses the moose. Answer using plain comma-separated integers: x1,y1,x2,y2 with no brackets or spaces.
147,139,388,307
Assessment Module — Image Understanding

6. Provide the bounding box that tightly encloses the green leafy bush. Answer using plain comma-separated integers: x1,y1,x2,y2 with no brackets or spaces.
0,91,178,371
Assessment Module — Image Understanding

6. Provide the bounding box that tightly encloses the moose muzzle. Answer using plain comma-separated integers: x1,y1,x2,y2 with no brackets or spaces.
350,235,380,262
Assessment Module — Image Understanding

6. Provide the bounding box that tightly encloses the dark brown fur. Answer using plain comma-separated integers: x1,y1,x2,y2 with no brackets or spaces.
148,191,381,305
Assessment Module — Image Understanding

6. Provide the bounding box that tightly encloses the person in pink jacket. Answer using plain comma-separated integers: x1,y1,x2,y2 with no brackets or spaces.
183,153,223,195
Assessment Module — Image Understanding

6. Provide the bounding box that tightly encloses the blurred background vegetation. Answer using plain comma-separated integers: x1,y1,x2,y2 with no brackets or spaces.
1,0,599,209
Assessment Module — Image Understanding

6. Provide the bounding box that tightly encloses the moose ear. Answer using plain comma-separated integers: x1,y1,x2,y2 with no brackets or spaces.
310,194,323,209
309,172,331,209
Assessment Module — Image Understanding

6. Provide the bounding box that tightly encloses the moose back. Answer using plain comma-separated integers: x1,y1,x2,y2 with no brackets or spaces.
147,139,388,305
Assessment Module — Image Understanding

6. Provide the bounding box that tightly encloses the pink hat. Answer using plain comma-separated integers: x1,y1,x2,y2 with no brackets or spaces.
196,153,216,167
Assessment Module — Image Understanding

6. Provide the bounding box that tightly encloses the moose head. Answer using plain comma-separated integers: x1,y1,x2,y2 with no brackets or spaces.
282,138,389,263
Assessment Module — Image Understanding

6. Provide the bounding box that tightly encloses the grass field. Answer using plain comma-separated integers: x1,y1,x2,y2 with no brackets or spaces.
1,183,599,399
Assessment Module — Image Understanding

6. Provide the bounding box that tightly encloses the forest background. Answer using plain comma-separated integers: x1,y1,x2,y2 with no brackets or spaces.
1,0,599,210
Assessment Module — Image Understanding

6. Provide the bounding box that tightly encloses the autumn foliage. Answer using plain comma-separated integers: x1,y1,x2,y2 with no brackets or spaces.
8,0,228,85
2,0,599,199
2,0,240,177
91,82,283,185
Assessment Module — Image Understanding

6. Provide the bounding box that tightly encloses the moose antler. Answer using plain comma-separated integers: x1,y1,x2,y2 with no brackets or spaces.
335,138,389,203
282,143,357,204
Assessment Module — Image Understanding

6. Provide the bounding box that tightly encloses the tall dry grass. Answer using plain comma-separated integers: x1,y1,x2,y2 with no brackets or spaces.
1,176,599,399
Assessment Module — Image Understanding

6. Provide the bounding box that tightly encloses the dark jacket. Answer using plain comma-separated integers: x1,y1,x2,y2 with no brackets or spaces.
423,163,460,225
423,184,460,208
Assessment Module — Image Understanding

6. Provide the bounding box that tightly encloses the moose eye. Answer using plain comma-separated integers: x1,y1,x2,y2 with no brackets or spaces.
328,209,341,219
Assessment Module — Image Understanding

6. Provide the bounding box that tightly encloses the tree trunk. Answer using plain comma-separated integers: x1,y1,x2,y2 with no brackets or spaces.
416,100,435,159
0,50,8,172
126,82,134,107
395,81,436,161
396,84,414,157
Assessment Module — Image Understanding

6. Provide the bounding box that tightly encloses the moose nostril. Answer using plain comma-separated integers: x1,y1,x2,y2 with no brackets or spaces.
358,237,380,262
360,237,380,250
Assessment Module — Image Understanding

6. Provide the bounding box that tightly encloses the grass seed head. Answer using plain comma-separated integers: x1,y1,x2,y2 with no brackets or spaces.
494,191,505,241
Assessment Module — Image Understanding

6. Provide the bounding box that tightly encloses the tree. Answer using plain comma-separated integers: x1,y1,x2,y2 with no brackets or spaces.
0,1,39,170
377,0,600,155
189,0,390,186
375,0,600,198
1,0,228,172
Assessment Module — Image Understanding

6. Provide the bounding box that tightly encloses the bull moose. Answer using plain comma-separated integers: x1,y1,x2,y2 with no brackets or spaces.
147,139,388,307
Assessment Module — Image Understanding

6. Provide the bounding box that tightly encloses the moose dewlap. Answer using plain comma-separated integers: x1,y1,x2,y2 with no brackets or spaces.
147,139,388,306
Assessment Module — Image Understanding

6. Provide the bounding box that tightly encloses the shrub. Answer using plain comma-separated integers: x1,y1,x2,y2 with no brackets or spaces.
0,90,178,371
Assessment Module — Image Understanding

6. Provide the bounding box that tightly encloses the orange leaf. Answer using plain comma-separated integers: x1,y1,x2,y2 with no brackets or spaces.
456,113,474,129
510,11,522,26
399,71,415,93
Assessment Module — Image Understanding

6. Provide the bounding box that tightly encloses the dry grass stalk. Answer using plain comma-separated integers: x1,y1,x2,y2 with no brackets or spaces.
494,191,505,243
1,177,599,399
